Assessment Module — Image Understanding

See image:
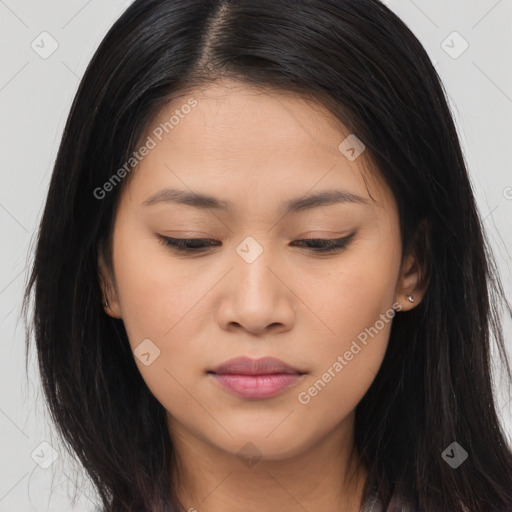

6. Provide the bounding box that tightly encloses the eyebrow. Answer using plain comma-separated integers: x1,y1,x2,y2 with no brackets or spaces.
142,187,369,214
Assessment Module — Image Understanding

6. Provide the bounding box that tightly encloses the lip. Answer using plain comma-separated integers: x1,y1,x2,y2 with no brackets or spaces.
208,356,307,400
210,356,304,375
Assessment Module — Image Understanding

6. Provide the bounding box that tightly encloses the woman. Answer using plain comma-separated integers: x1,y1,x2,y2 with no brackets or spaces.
23,0,512,510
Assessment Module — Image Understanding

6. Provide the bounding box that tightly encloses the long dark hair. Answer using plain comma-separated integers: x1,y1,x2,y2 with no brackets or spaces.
23,0,512,510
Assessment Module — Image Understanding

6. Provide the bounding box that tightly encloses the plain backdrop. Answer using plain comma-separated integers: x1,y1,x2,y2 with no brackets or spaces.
1,0,511,510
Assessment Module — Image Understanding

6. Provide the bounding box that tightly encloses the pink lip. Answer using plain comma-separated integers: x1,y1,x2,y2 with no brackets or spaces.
208,356,306,399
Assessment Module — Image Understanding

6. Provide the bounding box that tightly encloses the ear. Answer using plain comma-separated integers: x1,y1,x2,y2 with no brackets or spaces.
395,219,432,311
98,241,122,319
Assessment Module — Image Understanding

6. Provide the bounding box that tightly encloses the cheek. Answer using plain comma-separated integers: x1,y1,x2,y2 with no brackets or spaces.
112,231,209,342
111,234,213,406
294,246,399,420
295,307,393,430
307,244,400,339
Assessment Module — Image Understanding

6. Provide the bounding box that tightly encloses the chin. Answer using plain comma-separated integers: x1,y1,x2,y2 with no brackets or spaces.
210,424,314,463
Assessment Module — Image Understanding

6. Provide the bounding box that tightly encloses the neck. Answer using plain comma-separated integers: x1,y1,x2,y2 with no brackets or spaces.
168,411,369,512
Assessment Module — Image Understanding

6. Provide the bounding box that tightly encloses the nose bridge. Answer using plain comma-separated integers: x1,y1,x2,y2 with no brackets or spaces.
233,235,278,303
216,234,296,334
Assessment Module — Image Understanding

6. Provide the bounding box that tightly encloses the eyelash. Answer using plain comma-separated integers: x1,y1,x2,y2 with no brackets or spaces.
157,233,356,254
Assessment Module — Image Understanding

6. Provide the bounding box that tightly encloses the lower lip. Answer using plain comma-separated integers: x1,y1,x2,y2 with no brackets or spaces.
209,373,304,399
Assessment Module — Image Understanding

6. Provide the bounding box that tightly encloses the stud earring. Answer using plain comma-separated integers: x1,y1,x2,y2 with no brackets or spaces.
104,298,109,309
407,295,414,303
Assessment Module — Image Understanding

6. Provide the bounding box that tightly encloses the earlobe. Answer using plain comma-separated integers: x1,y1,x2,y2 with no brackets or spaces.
393,293,417,313
97,243,122,319
103,296,113,314
395,220,432,311
395,256,428,311
100,275,122,319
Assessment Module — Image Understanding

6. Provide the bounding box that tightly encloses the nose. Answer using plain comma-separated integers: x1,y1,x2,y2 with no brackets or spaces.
214,247,296,336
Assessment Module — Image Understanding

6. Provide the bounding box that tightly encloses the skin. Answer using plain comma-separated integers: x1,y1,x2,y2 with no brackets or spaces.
99,79,427,512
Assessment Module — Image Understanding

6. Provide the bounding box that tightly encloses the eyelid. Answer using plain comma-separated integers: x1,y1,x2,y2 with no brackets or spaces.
157,232,356,254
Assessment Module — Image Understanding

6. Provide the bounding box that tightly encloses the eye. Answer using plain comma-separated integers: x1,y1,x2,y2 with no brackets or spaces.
158,237,221,253
158,233,356,254
291,233,356,253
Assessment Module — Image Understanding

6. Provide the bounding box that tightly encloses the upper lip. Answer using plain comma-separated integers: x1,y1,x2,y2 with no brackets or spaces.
209,356,305,375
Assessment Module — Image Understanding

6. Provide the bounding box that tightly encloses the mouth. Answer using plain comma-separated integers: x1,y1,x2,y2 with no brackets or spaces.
207,356,307,400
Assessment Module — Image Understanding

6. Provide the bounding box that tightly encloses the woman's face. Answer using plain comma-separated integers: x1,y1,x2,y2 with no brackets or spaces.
101,80,423,462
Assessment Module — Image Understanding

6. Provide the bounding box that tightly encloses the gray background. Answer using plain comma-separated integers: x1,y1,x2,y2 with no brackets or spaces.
1,0,511,510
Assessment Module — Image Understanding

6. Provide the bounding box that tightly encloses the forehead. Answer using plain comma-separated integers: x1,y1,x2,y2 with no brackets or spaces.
122,80,394,215
151,80,352,156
